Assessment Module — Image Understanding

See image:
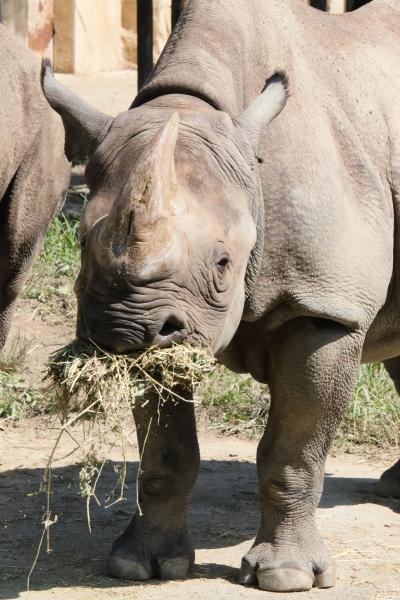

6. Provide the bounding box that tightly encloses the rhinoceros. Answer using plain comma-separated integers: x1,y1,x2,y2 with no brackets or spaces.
42,0,400,593
0,25,69,351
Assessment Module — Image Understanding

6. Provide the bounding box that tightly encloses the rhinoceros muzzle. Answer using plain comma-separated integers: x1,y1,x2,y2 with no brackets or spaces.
77,291,189,353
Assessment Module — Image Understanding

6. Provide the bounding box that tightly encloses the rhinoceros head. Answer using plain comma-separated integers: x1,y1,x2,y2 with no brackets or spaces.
42,62,287,354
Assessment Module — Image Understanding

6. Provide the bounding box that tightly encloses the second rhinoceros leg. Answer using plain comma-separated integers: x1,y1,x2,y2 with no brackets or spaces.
240,317,364,593
377,357,400,499
108,389,199,581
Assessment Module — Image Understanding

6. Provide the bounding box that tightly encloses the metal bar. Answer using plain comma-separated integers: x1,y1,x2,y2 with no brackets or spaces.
347,0,371,9
172,0,186,29
137,0,153,90
310,0,328,9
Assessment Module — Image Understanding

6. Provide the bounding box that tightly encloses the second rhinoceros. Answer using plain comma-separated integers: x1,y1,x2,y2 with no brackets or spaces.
42,0,400,593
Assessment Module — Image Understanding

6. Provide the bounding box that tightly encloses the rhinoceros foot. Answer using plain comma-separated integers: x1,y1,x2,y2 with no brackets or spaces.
239,536,336,593
107,518,194,581
377,459,400,499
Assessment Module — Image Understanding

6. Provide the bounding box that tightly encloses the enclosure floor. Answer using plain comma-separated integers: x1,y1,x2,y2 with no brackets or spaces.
1,414,399,600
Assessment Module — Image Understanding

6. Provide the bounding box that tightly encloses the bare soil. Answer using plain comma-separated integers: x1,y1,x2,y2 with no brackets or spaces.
1,72,399,600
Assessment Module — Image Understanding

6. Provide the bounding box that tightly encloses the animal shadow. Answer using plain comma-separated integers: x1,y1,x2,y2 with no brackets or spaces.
0,458,397,598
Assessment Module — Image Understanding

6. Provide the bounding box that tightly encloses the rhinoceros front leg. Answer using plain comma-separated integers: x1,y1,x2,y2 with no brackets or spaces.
376,357,400,499
108,390,199,581
240,317,364,593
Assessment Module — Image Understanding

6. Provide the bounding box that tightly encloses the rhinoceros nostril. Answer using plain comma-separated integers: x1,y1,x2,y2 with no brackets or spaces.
159,316,185,338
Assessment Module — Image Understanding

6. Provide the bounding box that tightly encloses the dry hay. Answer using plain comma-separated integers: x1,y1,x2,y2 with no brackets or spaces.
47,339,215,419
45,340,215,506
27,340,215,589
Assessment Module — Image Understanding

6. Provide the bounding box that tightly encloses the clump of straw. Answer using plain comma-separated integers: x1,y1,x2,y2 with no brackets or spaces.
47,340,215,419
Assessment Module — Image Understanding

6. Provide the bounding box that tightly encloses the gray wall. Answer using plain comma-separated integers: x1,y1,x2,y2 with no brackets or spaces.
0,0,28,39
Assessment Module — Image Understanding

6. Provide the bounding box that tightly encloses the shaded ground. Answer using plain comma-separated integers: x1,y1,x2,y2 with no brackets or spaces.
0,416,399,600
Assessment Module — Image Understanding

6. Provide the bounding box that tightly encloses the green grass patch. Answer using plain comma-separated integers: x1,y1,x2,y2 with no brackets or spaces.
0,335,29,374
0,372,41,419
24,214,80,302
199,363,400,449
338,363,400,447
198,366,268,436
0,339,41,419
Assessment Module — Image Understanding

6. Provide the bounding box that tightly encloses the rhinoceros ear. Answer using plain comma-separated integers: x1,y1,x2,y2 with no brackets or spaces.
41,59,113,162
238,72,289,150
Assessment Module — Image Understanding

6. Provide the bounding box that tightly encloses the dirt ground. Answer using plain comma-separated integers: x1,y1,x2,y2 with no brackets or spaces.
1,72,400,600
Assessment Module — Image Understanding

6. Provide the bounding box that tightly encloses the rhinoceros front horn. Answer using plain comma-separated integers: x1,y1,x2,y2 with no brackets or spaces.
104,112,180,254
41,59,113,161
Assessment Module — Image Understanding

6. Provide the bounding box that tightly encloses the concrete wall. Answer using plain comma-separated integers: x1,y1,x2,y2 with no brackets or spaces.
28,0,53,57
53,0,169,74
52,0,74,72
121,0,137,69
305,0,371,10
0,0,53,57
303,0,347,11
1,0,363,74
154,0,171,61
0,0,139,72
327,0,346,12
0,0,27,41
54,0,126,73
74,0,124,73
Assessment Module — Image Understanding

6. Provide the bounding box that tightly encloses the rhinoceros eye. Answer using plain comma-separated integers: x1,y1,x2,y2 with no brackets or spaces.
216,255,230,273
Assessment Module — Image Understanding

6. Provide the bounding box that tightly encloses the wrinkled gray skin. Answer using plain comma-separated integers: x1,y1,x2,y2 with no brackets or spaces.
0,26,70,351
42,0,400,593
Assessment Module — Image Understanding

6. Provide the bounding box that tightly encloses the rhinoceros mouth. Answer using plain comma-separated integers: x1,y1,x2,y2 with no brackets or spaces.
76,303,212,354
76,284,195,353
